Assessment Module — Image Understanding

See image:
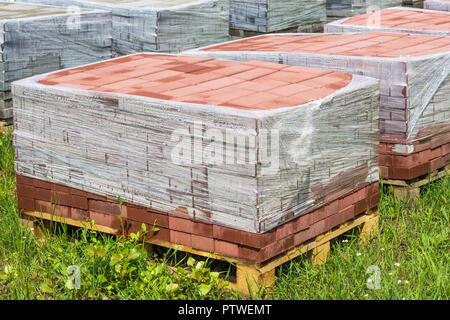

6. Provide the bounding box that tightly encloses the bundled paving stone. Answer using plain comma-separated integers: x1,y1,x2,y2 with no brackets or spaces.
325,7,450,36
16,174,379,262
0,1,112,120
13,54,379,246
230,0,326,33
326,0,402,18
424,0,450,10
17,0,230,55
185,32,450,180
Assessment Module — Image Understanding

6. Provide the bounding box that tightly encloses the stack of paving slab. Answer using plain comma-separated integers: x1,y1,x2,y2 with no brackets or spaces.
17,0,230,55
325,7,450,36
13,53,379,262
230,0,327,33
185,31,450,181
0,1,112,121
326,0,402,18
424,0,450,10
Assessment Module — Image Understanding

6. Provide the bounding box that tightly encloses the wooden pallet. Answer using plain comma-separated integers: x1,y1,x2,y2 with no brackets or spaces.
20,209,378,296
0,120,13,133
383,164,449,200
229,20,330,39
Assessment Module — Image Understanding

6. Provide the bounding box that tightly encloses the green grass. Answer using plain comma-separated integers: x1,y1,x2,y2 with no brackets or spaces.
0,128,448,300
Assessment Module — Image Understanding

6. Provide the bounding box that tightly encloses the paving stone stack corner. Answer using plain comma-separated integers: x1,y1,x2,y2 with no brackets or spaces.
402,0,424,8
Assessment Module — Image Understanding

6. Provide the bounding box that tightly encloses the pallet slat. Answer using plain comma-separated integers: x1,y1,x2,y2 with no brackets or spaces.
21,209,378,295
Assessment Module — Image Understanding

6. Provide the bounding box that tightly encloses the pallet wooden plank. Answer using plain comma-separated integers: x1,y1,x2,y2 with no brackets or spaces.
258,211,377,273
236,263,275,295
359,212,379,245
311,240,330,267
21,208,378,296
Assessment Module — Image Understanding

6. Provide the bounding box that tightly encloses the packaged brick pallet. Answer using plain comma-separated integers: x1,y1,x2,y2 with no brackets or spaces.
325,7,450,36
326,0,402,18
424,0,450,11
16,0,230,55
230,0,326,33
184,32,450,181
0,1,112,120
13,53,379,262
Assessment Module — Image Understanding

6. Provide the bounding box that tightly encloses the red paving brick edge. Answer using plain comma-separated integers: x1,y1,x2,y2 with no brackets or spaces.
379,139,450,180
17,175,379,263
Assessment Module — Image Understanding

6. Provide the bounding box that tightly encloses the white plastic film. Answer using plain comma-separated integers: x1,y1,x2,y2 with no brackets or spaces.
185,33,450,145
0,1,112,119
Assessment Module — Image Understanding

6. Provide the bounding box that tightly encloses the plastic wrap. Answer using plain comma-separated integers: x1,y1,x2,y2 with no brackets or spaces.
16,0,230,55
184,32,450,153
326,0,402,17
325,7,450,37
12,53,379,233
424,0,450,11
0,1,112,120
230,0,326,32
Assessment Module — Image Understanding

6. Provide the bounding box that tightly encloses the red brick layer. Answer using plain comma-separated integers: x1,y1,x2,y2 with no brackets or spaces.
16,175,378,263
379,141,450,180
38,54,352,110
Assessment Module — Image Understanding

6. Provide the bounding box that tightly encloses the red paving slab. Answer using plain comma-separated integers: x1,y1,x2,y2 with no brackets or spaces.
38,54,352,110
341,8,450,31
202,32,450,58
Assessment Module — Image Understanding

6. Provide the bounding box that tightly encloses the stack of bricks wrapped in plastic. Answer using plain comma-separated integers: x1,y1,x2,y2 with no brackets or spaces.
325,7,450,36
13,54,379,262
16,0,230,55
185,32,450,181
230,0,326,33
326,0,402,18
0,1,112,121
424,0,450,11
